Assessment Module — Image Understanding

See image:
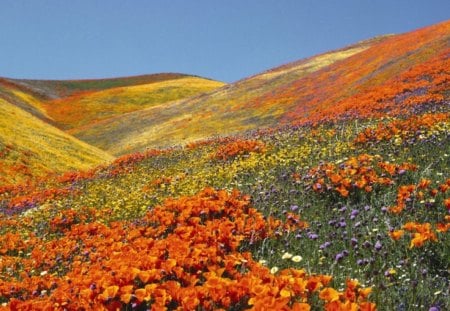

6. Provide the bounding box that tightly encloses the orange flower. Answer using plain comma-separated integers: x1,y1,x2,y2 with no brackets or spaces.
360,302,377,311
98,285,119,301
389,230,404,240
418,178,431,189
319,287,340,302
444,198,450,210
292,302,311,311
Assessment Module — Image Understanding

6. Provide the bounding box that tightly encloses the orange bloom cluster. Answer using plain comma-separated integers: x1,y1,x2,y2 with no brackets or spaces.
213,140,266,161
303,154,417,198
354,113,449,144
319,279,375,311
0,188,374,310
402,222,438,248
389,178,450,214
388,178,450,248
108,149,169,176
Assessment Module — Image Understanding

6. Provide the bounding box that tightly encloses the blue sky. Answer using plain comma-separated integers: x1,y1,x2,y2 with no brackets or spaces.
1,0,449,82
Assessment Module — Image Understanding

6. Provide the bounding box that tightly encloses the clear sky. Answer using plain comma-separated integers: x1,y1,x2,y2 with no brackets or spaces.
1,0,449,83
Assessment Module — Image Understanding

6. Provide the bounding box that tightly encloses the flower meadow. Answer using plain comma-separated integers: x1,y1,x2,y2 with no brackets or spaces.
1,102,449,310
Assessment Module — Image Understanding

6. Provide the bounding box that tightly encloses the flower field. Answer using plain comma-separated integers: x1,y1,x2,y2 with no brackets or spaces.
1,98,449,310
1,18,449,311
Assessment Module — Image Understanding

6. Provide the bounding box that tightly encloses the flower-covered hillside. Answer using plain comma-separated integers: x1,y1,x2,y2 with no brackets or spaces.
73,20,450,153
1,102,449,309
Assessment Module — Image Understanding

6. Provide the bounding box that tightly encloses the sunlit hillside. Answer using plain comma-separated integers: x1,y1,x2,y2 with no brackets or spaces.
74,21,449,154
8,73,193,98
0,98,113,186
42,76,225,131
73,38,379,154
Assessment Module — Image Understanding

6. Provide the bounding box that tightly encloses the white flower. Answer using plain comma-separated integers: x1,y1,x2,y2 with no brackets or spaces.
291,255,303,263
281,252,293,260
270,266,279,274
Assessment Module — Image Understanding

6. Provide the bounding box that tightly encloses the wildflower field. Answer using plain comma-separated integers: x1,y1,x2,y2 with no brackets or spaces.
1,102,449,310
1,19,449,311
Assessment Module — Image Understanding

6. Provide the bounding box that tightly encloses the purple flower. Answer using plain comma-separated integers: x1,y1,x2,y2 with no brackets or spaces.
364,205,371,211
357,259,365,266
429,307,440,311
350,209,359,220
320,241,332,249
335,253,344,261
381,206,388,213
290,205,299,212
351,237,358,246
363,241,371,248
375,240,382,251
339,221,347,228
308,233,319,240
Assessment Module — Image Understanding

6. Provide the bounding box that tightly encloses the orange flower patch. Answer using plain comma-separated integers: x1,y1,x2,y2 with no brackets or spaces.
354,113,449,145
213,139,266,161
0,188,373,310
302,154,416,198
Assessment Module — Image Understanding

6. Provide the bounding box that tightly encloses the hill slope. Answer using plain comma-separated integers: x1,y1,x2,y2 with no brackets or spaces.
74,20,449,154
72,39,377,154
8,73,194,99
0,98,113,185
42,76,225,131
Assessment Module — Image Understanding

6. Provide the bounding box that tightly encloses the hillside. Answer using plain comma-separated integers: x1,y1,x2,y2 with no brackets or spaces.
7,73,194,99
1,105,448,310
73,20,449,154
0,98,113,186
0,20,449,310
42,76,225,131
0,78,54,124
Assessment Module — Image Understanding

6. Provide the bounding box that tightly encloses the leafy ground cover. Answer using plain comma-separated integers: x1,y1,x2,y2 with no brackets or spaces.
0,101,448,309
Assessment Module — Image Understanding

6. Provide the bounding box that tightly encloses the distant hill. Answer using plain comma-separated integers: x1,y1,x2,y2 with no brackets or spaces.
7,73,195,99
0,98,113,185
73,20,449,154
0,73,224,183
42,76,225,131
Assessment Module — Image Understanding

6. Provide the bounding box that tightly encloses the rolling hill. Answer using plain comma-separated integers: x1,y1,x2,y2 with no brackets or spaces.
72,20,449,155
0,98,113,186
41,76,225,131
2,73,224,130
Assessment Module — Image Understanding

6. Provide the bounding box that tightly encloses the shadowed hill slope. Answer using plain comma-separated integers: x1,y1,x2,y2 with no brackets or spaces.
0,98,113,185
